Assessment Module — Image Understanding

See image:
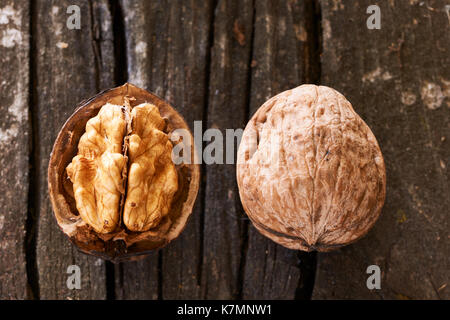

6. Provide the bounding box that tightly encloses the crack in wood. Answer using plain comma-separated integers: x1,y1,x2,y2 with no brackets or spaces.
110,0,127,85
25,0,40,300
197,0,219,290
236,0,256,300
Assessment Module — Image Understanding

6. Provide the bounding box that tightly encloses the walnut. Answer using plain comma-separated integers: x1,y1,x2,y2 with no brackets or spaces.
236,85,386,251
66,104,127,234
123,103,179,232
48,84,199,262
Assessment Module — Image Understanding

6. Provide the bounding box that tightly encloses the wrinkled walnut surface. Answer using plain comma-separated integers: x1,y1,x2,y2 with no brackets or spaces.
67,104,127,233
67,102,179,234
237,85,386,251
124,104,178,232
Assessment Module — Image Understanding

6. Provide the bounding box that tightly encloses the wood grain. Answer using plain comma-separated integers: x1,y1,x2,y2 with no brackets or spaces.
313,0,450,300
0,0,30,299
34,0,113,299
202,0,253,299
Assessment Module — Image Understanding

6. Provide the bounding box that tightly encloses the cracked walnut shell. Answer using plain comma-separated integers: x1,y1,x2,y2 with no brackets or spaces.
48,83,199,262
237,85,386,251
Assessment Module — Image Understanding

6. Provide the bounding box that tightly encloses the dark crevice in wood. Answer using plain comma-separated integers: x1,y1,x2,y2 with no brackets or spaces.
25,0,40,300
236,203,250,299
295,251,317,299
197,0,218,290
105,262,116,300
197,170,205,290
236,0,256,300
117,262,124,297
236,215,249,298
89,1,101,91
157,250,163,299
294,0,322,300
304,0,322,84
105,0,128,300
243,0,256,125
110,0,128,85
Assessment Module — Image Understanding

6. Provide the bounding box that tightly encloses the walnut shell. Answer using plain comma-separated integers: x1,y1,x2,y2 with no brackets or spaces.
237,85,386,252
48,83,200,262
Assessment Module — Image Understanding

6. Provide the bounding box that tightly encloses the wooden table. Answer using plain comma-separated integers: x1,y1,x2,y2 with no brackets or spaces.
0,0,448,300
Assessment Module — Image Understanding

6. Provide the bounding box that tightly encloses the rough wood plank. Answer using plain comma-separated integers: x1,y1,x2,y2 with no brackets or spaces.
35,0,114,299
313,0,449,300
202,0,253,299
158,0,213,299
114,254,159,300
0,0,30,299
115,0,213,299
242,0,318,299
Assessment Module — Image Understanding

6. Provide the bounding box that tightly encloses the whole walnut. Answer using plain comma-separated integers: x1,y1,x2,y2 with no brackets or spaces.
237,85,386,251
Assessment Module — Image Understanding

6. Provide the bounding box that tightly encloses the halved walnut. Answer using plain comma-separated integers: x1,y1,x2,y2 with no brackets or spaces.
66,101,178,234
49,83,199,262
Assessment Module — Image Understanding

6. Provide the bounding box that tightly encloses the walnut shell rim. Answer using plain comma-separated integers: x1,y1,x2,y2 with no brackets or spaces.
236,84,386,252
48,83,200,262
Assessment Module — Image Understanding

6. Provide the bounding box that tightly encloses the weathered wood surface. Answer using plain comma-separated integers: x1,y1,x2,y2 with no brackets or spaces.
0,0,30,299
203,0,253,299
0,0,448,300
313,0,449,300
33,0,114,299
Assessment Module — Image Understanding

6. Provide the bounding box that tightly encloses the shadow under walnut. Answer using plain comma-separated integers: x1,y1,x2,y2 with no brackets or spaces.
48,83,200,262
